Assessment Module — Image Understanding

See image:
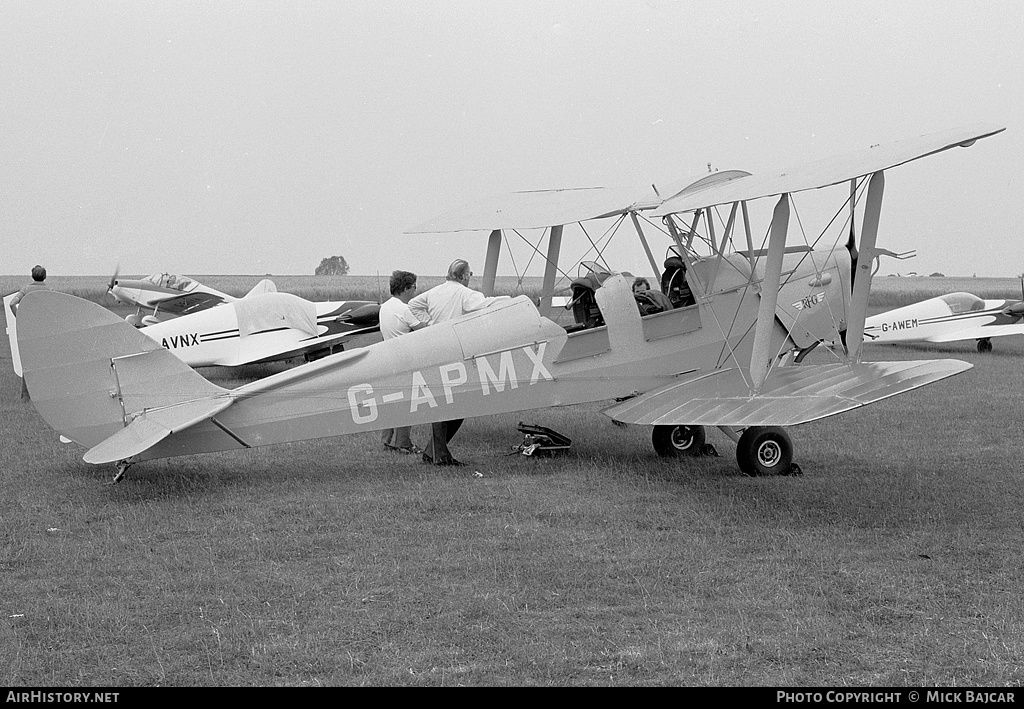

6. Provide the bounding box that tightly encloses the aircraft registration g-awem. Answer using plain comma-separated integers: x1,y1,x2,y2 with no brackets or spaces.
4,274,381,372
863,289,1024,352
14,124,1004,482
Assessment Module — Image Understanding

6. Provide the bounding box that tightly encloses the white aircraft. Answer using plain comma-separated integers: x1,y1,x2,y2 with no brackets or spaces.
864,290,1024,352
105,270,272,326
13,124,1004,483
6,277,380,372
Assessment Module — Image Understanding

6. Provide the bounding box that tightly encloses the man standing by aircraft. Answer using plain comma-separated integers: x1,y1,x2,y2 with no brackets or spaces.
8,264,50,400
409,259,509,466
9,264,49,317
379,270,427,454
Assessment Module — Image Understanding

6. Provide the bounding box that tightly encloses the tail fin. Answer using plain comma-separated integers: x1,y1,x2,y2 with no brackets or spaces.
17,291,231,462
245,278,278,297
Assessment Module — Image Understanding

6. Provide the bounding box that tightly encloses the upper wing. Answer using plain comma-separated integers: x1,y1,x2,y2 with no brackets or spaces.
602,360,972,428
652,124,1005,215
406,170,756,234
406,186,643,233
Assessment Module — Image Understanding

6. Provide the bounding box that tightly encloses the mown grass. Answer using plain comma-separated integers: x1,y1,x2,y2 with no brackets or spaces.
1,283,1023,686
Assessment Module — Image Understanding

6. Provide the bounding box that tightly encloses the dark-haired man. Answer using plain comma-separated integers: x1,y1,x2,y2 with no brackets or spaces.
9,264,48,317
379,270,427,453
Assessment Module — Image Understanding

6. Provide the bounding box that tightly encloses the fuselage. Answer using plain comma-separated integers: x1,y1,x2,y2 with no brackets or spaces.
140,296,380,367
139,246,854,461
863,292,1023,344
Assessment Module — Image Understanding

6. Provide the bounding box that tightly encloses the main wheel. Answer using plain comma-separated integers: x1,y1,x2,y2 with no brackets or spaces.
652,424,706,457
977,338,992,353
736,426,793,476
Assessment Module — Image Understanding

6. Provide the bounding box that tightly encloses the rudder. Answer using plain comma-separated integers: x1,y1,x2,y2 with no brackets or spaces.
16,290,228,451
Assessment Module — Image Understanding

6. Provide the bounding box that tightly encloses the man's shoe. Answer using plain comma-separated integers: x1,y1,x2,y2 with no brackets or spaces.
434,457,465,467
422,453,434,465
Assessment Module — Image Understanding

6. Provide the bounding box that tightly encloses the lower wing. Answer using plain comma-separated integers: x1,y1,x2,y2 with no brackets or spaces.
603,360,971,428
926,324,1024,343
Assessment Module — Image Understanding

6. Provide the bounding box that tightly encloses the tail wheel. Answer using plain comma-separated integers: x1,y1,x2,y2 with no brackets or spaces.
652,424,706,457
736,426,793,476
977,338,992,353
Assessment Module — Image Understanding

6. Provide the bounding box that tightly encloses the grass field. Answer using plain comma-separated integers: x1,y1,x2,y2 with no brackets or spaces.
2,278,1023,686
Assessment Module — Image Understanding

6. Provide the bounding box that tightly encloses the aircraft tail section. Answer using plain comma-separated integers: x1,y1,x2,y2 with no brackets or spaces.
16,291,230,458
245,278,278,297
3,293,23,378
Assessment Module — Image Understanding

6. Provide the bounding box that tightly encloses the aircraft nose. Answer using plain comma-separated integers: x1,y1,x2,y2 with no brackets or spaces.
111,286,140,305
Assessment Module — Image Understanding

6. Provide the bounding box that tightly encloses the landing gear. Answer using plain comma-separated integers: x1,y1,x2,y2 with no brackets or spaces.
110,459,135,484
736,426,794,477
652,424,706,457
977,338,992,353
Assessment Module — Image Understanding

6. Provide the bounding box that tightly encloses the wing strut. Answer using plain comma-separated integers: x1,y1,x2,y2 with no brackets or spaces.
538,225,563,318
741,201,755,271
706,202,739,294
482,229,502,297
750,194,790,392
629,211,661,283
846,170,884,362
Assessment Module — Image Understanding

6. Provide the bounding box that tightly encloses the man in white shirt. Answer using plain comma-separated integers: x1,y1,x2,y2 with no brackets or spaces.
408,259,509,466
378,270,427,453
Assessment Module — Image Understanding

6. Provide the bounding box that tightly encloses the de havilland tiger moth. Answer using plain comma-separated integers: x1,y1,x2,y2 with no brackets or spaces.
13,124,1004,482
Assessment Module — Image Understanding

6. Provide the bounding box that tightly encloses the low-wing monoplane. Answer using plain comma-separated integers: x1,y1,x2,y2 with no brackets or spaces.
105,270,274,326
14,124,1004,482
5,288,380,372
863,290,1024,352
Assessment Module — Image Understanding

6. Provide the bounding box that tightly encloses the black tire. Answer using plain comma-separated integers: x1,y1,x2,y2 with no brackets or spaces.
977,338,992,353
652,425,706,457
736,426,793,477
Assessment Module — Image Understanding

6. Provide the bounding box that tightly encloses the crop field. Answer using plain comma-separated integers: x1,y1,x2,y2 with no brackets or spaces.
2,276,1023,686
4,273,1022,310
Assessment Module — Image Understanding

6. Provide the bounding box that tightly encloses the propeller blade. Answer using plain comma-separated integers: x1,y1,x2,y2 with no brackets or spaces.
107,264,120,293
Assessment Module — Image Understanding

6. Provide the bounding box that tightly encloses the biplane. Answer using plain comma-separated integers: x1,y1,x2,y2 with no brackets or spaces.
14,124,1003,482
863,290,1024,352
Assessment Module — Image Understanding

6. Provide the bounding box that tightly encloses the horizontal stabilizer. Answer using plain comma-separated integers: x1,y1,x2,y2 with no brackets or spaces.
603,360,972,427
84,396,234,464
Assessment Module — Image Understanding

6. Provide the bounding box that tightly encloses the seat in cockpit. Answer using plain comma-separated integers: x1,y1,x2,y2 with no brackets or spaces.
661,256,695,308
568,270,611,329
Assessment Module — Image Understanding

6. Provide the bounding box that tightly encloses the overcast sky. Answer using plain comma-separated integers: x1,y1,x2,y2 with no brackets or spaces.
1,0,1020,279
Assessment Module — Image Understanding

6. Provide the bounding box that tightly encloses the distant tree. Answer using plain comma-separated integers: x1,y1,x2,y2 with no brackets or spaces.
315,255,350,276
